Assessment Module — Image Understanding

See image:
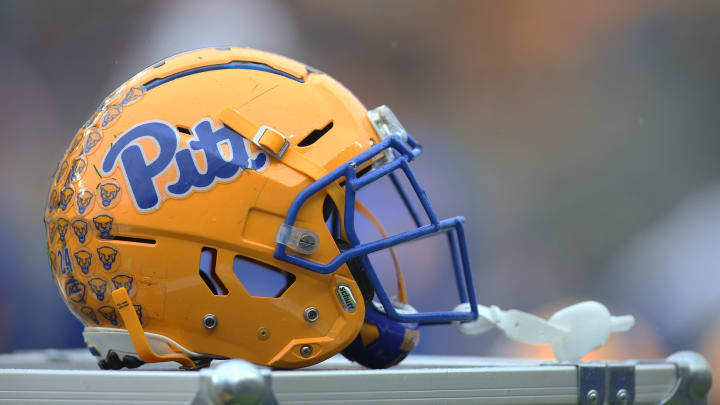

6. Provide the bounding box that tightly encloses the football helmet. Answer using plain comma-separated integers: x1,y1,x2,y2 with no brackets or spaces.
45,47,479,370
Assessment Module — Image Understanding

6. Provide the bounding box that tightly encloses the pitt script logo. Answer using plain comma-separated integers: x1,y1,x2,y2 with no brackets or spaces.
101,119,268,212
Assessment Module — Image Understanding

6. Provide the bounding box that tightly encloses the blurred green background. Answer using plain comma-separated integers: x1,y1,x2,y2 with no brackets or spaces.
1,0,719,400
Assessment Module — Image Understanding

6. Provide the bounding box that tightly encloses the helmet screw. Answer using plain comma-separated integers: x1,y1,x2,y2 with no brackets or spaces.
203,314,218,329
300,345,313,357
298,235,316,252
586,389,598,405
257,327,270,340
616,389,628,405
304,307,319,323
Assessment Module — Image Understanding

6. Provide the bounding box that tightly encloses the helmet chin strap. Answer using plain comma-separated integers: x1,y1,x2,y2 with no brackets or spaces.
111,287,196,368
452,301,635,362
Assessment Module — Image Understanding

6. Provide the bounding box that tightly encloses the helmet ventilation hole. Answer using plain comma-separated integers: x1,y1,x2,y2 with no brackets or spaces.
199,247,228,295
298,121,333,147
233,256,295,298
110,235,156,245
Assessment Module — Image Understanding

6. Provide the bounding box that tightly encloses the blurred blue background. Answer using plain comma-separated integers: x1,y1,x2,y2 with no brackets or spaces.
1,0,720,400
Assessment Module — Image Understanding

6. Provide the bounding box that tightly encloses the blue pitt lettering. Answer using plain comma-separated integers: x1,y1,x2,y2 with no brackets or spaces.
101,121,178,211
166,119,268,195
101,119,268,212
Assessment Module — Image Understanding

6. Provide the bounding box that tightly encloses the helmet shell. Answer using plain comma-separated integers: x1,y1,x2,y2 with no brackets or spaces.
45,47,377,368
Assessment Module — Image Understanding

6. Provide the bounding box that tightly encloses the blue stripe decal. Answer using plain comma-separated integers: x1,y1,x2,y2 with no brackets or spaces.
143,61,304,91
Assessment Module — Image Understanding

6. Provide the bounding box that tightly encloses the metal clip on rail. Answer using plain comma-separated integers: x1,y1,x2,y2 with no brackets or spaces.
575,351,711,405
577,362,635,405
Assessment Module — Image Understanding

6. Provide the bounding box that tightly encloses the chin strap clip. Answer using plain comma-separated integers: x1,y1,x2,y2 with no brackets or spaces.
111,287,196,368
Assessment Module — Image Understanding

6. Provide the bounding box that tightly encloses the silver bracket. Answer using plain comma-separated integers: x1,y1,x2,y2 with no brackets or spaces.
608,364,635,405
577,362,636,405
578,363,607,405
191,359,278,405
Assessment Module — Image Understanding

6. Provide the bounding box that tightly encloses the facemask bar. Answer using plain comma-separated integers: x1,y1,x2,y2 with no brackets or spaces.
274,134,479,325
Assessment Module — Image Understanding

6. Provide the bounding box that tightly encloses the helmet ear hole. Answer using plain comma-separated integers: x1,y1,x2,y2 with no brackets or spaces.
334,239,375,302
323,194,342,240
322,194,336,221
325,194,376,302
